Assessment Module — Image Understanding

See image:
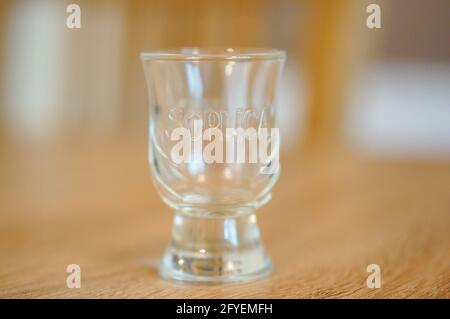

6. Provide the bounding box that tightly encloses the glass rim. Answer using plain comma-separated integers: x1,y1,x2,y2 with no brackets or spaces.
140,47,286,61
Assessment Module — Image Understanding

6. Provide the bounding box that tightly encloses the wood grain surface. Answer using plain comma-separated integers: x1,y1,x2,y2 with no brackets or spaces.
0,135,449,298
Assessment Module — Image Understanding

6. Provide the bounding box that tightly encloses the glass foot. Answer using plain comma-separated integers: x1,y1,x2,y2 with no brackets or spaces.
159,211,272,283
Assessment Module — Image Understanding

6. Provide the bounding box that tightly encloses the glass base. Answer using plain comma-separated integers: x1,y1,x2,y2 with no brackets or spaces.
159,210,271,283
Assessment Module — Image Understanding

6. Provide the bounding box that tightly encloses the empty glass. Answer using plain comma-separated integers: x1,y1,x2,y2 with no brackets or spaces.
141,48,285,283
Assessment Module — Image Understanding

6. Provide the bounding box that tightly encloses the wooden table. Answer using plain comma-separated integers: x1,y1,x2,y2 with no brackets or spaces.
0,135,449,298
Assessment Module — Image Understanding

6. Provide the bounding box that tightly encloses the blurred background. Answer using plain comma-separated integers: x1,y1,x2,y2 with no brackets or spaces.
0,0,449,297
1,0,449,150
